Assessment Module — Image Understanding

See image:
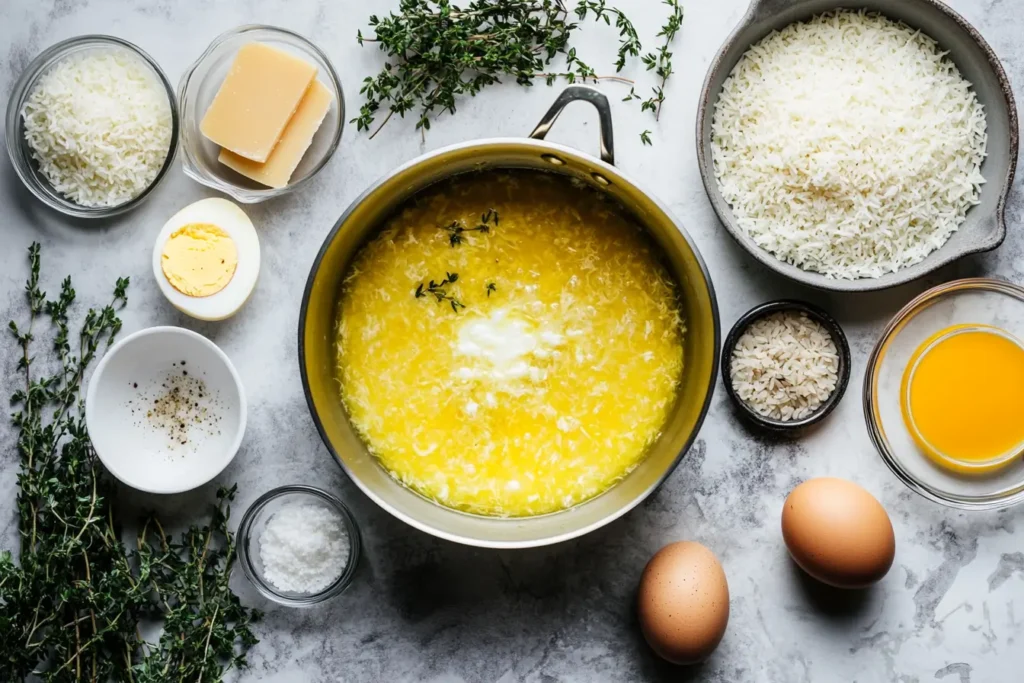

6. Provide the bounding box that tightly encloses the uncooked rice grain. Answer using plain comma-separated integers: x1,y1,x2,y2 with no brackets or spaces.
730,311,839,421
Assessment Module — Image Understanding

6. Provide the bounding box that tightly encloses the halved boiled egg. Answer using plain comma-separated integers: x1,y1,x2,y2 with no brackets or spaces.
152,198,260,321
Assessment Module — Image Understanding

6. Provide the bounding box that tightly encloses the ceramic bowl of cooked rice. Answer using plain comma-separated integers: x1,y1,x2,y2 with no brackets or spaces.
697,0,1018,292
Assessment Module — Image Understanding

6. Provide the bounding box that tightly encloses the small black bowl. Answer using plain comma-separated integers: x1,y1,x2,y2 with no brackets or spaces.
722,300,851,431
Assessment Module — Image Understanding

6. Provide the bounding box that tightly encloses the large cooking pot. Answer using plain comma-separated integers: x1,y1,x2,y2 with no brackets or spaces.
300,86,719,548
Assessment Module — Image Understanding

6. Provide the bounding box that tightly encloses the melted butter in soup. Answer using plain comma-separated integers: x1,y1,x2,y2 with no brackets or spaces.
336,171,685,516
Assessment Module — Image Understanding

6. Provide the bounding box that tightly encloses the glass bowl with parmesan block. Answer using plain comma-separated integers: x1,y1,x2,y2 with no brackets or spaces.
5,35,179,218
178,25,344,203
236,485,361,607
866,279,1024,510
723,300,851,431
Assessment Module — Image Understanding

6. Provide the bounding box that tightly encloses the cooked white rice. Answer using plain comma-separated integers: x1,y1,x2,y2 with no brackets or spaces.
711,10,988,280
730,311,839,421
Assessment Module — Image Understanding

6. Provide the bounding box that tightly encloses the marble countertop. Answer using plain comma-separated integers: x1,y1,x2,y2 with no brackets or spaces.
2,1,1022,681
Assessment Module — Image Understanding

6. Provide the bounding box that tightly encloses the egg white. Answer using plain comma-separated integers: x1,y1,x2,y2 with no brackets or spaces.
152,198,260,321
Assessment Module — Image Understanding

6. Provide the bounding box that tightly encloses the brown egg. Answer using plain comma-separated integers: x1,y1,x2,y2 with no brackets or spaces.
637,541,729,665
782,478,895,589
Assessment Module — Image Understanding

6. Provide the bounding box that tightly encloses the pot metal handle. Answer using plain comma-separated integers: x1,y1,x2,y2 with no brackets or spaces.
529,85,615,166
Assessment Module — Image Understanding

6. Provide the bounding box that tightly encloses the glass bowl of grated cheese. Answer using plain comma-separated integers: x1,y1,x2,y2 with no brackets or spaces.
236,485,361,607
5,35,179,218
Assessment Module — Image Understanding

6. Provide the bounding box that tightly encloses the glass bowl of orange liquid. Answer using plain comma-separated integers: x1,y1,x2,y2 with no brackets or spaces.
865,278,1024,510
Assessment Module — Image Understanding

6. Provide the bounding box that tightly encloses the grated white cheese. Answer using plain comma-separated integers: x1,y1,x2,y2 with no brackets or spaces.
711,10,988,279
730,311,840,421
21,48,173,208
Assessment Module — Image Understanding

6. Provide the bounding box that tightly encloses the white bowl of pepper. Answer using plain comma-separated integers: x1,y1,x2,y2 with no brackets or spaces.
86,326,247,493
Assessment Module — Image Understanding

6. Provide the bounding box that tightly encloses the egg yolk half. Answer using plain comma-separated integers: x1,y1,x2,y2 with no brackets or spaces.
901,324,1024,474
161,223,238,297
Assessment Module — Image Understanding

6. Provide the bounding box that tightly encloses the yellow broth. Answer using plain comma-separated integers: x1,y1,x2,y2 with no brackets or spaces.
335,171,685,516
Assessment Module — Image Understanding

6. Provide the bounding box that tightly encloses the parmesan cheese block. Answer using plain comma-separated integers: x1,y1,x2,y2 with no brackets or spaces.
217,80,333,188
336,172,686,517
200,43,317,162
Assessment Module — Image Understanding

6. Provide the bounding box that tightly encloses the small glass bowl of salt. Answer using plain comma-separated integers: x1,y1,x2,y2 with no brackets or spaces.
237,485,360,606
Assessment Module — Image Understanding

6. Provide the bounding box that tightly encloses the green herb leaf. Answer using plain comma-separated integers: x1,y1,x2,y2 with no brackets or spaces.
0,243,260,682
352,0,640,138
639,0,684,125
443,211,497,247
415,271,464,312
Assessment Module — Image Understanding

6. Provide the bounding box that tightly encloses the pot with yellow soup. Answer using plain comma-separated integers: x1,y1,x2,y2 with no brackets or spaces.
300,86,719,547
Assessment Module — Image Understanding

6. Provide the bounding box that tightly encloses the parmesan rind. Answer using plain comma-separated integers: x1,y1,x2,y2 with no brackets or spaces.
711,10,988,279
21,48,173,208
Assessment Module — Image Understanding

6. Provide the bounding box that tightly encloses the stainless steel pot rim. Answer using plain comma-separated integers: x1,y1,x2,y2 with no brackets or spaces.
298,130,720,548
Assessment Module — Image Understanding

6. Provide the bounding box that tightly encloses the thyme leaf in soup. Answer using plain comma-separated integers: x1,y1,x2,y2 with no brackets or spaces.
443,209,498,247
415,271,465,312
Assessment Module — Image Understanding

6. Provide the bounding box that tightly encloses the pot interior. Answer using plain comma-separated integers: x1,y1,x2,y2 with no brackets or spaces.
301,140,719,547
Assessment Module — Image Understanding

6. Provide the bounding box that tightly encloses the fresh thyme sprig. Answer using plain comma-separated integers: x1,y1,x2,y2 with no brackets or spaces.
415,272,466,312
354,0,685,146
353,0,639,139
444,209,499,246
1,243,259,682
575,0,642,72
640,0,685,123
134,486,260,682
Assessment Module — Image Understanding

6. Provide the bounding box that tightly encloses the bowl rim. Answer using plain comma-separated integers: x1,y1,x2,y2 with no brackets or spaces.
297,135,721,548
863,277,1024,510
722,299,852,430
695,0,1019,293
176,23,345,204
84,325,248,494
235,484,362,607
5,34,180,219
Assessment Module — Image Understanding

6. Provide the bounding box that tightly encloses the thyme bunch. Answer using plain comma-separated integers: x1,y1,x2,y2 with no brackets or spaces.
353,0,641,138
133,486,259,682
0,244,259,682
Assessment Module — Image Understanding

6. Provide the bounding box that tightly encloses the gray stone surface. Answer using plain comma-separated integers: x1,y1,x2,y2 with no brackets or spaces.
1,1,1021,681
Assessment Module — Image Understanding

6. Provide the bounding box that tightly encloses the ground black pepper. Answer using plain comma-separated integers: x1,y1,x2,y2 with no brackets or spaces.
127,366,225,450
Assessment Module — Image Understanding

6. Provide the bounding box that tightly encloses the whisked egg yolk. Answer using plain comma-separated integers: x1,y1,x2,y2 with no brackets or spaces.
901,324,1024,473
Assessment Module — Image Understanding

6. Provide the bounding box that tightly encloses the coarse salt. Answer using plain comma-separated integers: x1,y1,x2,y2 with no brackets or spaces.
259,502,350,593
